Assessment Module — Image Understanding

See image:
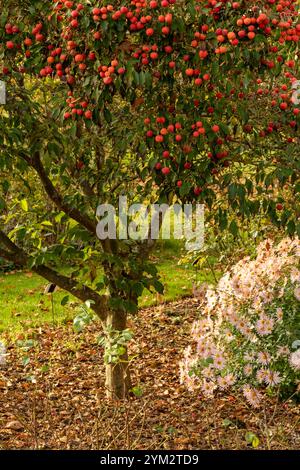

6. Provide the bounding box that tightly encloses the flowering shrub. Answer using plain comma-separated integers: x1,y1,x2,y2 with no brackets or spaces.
180,238,300,407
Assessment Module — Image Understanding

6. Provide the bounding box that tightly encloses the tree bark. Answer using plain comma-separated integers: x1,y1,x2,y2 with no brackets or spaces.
105,310,132,400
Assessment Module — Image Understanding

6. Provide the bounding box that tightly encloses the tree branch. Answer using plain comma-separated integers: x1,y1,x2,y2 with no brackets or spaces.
31,153,97,235
0,230,108,321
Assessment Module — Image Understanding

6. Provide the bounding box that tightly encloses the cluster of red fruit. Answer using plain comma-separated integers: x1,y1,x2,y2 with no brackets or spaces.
1,0,299,201
52,0,176,34
63,92,90,120
5,23,20,50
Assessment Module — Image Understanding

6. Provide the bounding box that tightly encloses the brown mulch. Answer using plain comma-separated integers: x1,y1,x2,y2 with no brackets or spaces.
0,298,299,450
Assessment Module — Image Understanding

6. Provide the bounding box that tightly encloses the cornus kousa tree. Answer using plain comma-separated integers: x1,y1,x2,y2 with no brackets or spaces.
0,0,299,398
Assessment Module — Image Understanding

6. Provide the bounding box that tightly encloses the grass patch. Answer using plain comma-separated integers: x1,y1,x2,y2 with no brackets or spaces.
0,240,216,332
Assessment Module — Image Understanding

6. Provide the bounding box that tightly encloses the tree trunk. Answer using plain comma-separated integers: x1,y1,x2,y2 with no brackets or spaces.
105,310,132,400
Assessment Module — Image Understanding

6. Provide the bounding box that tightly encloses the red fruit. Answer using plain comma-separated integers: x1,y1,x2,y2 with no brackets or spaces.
161,26,170,35
155,162,162,170
75,54,84,62
195,78,203,86
67,75,75,85
84,110,92,119
276,203,283,211
185,68,194,77
76,160,85,170
162,167,170,175
24,38,32,46
64,112,71,119
150,52,158,60
199,50,208,59
184,162,192,169
212,125,220,133
146,28,154,36
194,187,202,196
177,181,183,188
165,13,173,24
103,76,113,85
6,41,15,49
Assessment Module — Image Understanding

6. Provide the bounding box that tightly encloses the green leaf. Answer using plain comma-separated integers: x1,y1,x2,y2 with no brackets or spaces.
252,435,260,448
245,432,260,448
153,279,164,295
41,221,53,227
22,356,30,366
20,199,28,212
229,220,238,236
131,385,143,397
222,419,234,428
61,295,70,306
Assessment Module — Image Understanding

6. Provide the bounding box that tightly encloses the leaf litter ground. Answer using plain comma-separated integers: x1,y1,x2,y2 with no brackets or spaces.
0,298,299,450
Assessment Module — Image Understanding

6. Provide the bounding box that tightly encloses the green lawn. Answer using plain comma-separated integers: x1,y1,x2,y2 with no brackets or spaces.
0,240,216,332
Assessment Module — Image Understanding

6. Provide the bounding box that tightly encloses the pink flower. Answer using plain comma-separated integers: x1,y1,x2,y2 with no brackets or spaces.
213,351,226,370
277,346,290,357
256,315,274,336
202,366,215,380
276,308,283,322
224,373,236,387
242,384,263,408
289,350,300,371
201,380,216,398
256,369,267,384
290,268,300,284
264,370,281,386
294,287,300,301
243,364,253,376
257,351,271,365
217,376,230,389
